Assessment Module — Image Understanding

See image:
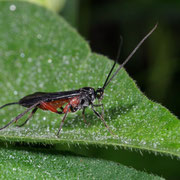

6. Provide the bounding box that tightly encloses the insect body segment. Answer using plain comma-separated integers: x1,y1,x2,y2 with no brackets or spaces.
39,96,81,113
0,24,157,136
39,99,71,113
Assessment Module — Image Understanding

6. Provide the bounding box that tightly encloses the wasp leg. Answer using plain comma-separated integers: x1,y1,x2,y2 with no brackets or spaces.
93,103,104,119
0,102,39,131
82,108,90,125
82,107,88,124
57,104,72,137
91,105,114,135
17,107,38,127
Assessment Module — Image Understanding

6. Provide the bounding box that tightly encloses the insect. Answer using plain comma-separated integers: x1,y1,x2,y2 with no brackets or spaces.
0,24,157,136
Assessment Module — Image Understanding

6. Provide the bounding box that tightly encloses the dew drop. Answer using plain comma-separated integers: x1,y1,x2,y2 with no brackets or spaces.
39,83,44,88
9,4,16,11
13,91,18,95
48,59,52,63
28,57,32,62
13,168,16,171
20,52,25,58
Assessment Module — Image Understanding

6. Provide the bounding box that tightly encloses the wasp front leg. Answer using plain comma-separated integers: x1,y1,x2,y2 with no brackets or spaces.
93,103,104,119
91,105,113,135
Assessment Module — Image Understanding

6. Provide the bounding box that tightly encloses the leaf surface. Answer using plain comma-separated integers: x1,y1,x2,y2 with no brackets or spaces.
0,147,163,180
0,1,179,158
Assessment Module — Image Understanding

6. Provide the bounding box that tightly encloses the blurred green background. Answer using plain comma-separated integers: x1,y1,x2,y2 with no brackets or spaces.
60,0,180,119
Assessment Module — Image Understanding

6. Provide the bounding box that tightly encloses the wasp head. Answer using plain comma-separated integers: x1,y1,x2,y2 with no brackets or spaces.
95,88,104,101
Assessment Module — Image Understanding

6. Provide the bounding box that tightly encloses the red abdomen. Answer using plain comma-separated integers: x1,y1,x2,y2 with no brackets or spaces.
38,96,81,113
38,99,71,111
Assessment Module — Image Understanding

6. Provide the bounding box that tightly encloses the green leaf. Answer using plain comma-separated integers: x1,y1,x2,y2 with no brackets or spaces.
0,1,179,159
0,147,163,179
9,0,66,12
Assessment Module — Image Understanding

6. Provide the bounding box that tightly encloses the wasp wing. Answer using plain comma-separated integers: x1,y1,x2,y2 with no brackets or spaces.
19,90,81,108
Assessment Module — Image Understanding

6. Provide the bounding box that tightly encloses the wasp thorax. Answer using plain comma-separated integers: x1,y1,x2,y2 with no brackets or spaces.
80,87,96,102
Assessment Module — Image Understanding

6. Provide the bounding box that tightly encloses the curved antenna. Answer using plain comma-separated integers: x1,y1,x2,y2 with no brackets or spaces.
102,36,123,89
103,23,158,89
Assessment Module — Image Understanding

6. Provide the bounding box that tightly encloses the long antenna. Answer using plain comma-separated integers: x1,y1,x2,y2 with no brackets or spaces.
103,36,123,89
103,23,158,89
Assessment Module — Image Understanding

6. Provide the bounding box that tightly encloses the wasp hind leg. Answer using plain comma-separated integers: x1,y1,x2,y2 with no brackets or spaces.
17,107,38,127
0,102,39,131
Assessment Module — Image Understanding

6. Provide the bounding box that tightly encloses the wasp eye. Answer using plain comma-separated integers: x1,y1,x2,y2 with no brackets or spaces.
96,92,101,99
96,88,104,100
